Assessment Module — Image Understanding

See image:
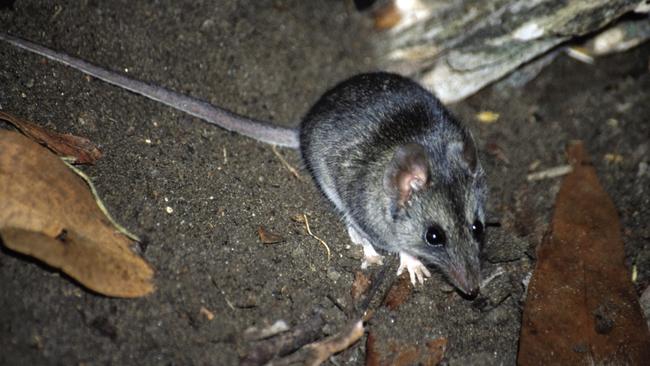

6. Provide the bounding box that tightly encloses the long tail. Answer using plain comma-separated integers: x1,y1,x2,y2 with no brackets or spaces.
0,33,300,148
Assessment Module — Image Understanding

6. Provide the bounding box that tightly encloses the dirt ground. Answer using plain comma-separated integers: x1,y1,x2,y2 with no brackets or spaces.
1,1,648,365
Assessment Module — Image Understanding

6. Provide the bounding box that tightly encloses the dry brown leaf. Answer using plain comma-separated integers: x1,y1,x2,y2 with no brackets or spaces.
366,332,447,366
383,272,413,311
518,141,650,364
0,131,154,297
0,110,102,164
258,226,285,244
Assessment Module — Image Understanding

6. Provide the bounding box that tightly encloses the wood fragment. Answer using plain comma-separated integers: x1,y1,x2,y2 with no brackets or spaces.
526,164,572,181
241,311,324,366
269,320,364,366
272,145,303,181
243,320,290,341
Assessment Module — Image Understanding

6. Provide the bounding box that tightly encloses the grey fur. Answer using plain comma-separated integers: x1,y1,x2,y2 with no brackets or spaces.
300,73,487,294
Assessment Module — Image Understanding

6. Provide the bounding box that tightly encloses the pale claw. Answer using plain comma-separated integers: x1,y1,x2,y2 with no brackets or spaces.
397,252,431,285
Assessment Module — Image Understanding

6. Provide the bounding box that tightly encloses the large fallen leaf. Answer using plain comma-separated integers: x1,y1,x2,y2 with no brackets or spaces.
0,130,154,297
0,110,102,164
518,141,650,364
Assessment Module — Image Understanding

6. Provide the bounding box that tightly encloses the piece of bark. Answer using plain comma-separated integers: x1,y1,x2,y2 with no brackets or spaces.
0,131,153,297
0,111,102,164
269,320,364,366
518,141,650,365
241,311,324,366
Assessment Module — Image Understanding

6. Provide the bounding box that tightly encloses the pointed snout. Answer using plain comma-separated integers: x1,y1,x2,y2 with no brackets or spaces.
449,266,480,299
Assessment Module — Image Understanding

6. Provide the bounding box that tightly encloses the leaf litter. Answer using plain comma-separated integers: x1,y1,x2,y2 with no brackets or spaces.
518,141,650,364
0,130,154,297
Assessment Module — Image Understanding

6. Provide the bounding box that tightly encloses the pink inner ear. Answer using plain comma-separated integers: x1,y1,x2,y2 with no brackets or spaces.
384,143,430,211
397,162,428,205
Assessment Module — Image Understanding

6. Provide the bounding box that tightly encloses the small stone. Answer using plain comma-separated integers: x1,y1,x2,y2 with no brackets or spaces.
327,269,341,282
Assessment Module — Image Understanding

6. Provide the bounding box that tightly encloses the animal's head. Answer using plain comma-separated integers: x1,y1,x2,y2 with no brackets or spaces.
383,130,487,297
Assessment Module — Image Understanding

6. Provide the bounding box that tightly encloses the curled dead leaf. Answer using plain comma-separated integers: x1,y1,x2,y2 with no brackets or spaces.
258,226,284,244
366,332,447,366
0,131,154,297
0,110,102,164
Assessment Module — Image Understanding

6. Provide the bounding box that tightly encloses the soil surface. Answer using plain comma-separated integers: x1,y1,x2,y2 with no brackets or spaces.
1,1,648,365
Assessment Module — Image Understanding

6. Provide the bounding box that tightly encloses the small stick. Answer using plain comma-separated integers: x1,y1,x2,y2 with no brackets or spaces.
526,165,573,181
272,145,303,181
241,311,325,366
269,320,364,366
303,214,331,262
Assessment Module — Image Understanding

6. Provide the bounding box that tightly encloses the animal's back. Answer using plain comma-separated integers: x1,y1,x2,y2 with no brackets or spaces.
299,72,457,220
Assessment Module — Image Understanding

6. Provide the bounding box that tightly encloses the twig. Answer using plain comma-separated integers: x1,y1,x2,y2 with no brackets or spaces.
268,320,364,366
241,311,325,366
272,145,303,181
480,266,506,288
526,165,573,181
302,214,331,262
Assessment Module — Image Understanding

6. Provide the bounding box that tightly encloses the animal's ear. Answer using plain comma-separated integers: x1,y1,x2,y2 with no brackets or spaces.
384,143,430,216
448,132,478,175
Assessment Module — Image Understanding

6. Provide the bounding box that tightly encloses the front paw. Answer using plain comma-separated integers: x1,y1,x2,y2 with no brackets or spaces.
348,225,384,269
397,252,431,285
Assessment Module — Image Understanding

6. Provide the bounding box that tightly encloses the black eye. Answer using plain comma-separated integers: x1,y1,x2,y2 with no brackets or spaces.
425,225,446,247
471,220,484,242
